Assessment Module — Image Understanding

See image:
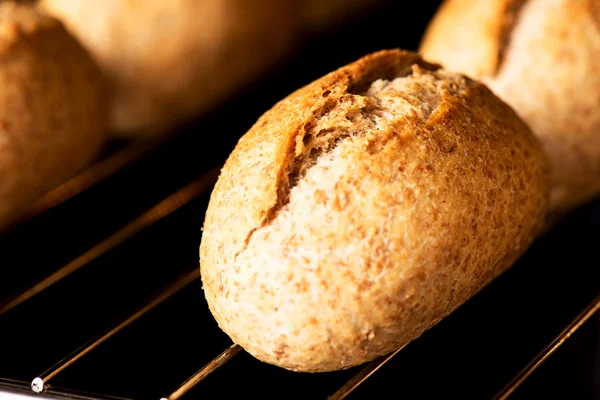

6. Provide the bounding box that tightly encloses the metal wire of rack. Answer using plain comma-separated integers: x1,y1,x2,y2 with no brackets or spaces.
0,154,598,400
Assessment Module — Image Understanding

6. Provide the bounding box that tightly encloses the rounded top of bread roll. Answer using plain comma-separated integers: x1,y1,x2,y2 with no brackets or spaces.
420,0,600,214
200,49,549,372
0,1,108,229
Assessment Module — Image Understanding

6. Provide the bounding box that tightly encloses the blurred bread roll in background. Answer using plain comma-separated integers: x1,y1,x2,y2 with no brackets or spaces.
420,0,600,214
39,0,381,139
0,1,108,231
39,0,296,138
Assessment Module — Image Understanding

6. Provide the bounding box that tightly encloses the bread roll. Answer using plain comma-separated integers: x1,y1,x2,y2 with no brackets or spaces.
199,49,549,372
0,2,108,231
38,0,386,139
39,0,296,138
420,0,600,214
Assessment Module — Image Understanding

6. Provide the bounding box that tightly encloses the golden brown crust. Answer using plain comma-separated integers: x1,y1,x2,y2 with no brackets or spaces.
495,0,530,72
420,0,600,214
0,1,108,230
200,49,549,372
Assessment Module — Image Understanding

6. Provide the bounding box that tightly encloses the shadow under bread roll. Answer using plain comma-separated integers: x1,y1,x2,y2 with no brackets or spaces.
420,0,600,216
39,0,296,138
0,1,108,231
199,49,550,372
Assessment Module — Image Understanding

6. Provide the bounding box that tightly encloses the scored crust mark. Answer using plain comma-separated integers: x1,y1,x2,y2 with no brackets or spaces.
277,97,343,208
347,57,439,95
274,60,445,217
232,59,470,262
230,95,346,262
347,65,414,95
496,0,530,74
232,94,362,262
591,0,600,34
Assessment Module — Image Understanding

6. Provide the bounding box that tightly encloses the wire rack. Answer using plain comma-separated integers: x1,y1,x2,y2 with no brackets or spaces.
0,138,598,400
0,2,599,398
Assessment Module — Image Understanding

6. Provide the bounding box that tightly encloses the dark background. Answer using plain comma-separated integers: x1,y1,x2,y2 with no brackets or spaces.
0,1,598,399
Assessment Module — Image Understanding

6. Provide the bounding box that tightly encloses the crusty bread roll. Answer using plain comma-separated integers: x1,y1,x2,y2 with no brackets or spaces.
420,0,600,214
39,0,296,138
199,49,549,372
0,2,108,231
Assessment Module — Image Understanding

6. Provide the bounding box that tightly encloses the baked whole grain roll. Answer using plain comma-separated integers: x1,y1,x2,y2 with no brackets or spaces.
0,2,108,231
39,0,296,138
420,0,600,214
199,49,549,372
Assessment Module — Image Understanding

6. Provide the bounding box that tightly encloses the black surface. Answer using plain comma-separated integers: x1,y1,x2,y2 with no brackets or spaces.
0,1,598,399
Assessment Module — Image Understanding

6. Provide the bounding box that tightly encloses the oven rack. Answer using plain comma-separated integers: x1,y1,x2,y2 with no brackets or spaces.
0,160,598,400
